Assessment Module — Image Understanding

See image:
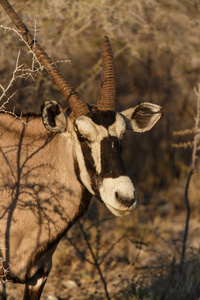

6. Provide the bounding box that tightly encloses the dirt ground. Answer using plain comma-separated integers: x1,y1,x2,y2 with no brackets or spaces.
2,202,200,300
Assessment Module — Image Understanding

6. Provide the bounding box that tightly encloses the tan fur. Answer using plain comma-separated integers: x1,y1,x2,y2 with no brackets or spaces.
0,113,91,282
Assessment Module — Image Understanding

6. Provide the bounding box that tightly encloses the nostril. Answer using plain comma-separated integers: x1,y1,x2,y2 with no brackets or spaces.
115,192,136,208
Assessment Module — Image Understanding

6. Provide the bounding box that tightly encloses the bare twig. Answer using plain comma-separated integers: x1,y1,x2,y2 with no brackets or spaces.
180,84,200,269
180,169,193,268
78,220,111,300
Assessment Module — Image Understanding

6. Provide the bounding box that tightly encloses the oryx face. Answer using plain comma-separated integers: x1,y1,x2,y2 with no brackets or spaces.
42,100,162,216
73,110,136,216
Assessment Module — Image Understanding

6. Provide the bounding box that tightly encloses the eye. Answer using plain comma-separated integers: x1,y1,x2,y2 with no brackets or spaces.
74,126,89,143
77,134,87,142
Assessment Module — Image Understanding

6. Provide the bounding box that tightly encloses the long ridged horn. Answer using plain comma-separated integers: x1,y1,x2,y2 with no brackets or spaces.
97,36,116,111
0,0,89,117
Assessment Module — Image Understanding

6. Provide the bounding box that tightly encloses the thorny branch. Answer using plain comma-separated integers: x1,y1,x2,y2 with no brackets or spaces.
0,51,20,107
0,23,70,118
0,24,43,74
0,24,42,119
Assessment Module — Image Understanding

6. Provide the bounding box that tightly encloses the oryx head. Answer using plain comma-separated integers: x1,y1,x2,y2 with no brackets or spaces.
41,37,162,216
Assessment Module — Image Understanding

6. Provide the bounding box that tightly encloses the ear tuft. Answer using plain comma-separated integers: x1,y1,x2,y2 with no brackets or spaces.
121,102,162,133
41,101,68,133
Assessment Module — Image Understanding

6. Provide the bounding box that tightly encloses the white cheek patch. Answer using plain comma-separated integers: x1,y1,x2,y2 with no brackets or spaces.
74,136,94,195
75,116,98,142
108,113,126,138
99,176,137,216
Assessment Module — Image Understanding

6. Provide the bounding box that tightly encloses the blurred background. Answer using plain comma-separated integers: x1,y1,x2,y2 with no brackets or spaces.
0,1,200,299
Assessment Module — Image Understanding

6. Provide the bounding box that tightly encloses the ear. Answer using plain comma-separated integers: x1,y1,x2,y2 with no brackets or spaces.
41,100,68,133
120,102,162,133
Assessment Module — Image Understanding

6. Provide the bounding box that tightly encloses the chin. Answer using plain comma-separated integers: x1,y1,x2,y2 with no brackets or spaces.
105,202,137,217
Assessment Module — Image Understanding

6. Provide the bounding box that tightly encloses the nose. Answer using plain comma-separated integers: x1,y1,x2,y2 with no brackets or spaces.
115,190,137,208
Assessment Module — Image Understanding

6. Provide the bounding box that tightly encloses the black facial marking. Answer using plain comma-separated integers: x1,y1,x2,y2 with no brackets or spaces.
87,111,116,129
80,142,95,173
100,136,126,178
73,159,92,215
74,158,83,186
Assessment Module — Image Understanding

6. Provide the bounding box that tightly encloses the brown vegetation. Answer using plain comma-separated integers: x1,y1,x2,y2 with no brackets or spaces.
1,0,200,299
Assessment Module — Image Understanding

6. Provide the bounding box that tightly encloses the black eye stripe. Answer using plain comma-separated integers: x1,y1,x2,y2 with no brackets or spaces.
100,137,126,178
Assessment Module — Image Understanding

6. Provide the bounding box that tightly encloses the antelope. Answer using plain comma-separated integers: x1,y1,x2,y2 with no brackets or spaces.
0,0,162,299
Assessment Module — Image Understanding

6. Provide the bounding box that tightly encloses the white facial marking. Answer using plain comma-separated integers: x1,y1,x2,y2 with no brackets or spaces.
108,113,126,138
75,116,98,142
91,124,108,174
99,176,137,216
75,116,109,175
74,133,95,195
91,140,102,174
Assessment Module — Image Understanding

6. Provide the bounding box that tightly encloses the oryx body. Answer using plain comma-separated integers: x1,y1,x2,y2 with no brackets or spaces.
0,111,90,284
0,102,161,299
0,1,162,298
